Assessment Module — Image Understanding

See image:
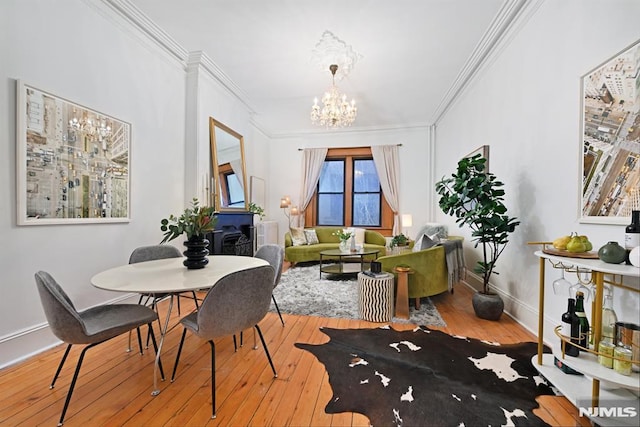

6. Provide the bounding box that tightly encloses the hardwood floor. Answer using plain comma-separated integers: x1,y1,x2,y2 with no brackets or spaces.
0,274,591,426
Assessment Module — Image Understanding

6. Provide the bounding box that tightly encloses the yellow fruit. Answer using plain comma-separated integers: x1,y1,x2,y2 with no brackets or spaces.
578,235,593,251
567,236,587,253
553,235,571,250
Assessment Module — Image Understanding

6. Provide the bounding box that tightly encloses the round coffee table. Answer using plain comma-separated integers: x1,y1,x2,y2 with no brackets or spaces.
319,248,380,278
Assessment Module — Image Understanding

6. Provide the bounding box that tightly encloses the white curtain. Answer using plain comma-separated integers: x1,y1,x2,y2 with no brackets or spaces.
298,148,328,228
371,145,401,235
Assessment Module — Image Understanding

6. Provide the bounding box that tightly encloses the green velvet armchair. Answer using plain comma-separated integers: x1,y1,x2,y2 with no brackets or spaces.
377,236,463,306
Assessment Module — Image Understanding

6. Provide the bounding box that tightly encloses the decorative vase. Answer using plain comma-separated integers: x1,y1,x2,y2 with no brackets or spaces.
339,239,350,253
598,241,626,264
183,235,210,269
472,292,504,321
630,246,640,268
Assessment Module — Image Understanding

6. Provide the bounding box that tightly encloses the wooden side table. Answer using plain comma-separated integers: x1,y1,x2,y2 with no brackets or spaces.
394,267,413,319
357,272,394,322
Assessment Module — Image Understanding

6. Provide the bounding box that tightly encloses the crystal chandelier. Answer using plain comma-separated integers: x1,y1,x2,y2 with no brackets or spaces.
311,64,357,128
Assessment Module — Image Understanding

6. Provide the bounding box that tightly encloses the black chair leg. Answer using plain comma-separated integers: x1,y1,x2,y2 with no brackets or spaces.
209,340,216,419
50,344,72,389
233,334,238,352
136,327,144,355
58,342,99,426
191,291,200,310
272,295,285,326
170,328,188,382
254,325,277,378
147,324,165,381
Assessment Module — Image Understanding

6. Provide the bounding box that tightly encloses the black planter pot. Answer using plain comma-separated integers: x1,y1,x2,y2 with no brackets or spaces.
472,291,504,321
183,236,210,269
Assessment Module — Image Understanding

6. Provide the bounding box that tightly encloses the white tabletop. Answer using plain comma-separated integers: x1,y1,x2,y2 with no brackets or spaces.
91,255,269,293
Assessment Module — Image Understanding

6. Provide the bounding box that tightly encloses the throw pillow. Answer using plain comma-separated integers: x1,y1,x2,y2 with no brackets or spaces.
290,227,307,246
413,233,440,252
416,223,449,240
304,229,320,245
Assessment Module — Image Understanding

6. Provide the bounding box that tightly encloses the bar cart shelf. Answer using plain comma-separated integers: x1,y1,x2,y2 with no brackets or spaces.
532,247,639,426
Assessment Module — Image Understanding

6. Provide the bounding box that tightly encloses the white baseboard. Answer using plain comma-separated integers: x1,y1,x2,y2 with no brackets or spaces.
0,293,139,370
459,270,554,348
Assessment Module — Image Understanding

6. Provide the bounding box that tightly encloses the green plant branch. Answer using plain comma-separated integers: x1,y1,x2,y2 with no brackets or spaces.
435,154,519,293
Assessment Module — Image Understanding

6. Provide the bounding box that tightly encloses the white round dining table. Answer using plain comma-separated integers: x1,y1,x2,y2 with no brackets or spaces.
91,255,269,395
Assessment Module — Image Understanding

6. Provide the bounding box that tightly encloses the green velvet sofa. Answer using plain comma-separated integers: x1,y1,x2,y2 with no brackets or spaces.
284,227,387,264
377,236,463,304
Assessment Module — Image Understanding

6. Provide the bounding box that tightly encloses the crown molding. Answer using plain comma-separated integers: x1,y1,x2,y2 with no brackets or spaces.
186,51,255,114
265,121,432,140
99,0,188,63
431,0,544,124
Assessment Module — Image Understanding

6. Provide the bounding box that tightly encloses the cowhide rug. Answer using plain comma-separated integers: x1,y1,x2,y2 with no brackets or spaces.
295,326,553,427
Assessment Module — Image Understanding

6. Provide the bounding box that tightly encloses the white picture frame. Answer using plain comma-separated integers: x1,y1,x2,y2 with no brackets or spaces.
16,81,131,225
579,39,640,224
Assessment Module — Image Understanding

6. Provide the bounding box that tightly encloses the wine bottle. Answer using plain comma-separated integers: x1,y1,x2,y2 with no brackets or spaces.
625,210,640,265
575,291,590,350
561,298,579,357
601,293,618,343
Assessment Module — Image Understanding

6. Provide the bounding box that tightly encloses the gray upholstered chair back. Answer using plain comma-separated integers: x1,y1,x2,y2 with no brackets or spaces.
196,265,274,339
35,271,88,344
254,244,284,289
129,244,182,264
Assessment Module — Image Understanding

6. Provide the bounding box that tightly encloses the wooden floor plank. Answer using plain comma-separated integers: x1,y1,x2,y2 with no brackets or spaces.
0,270,586,427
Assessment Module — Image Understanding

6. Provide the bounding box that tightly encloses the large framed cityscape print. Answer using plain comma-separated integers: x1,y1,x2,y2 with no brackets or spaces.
16,81,131,225
580,39,639,224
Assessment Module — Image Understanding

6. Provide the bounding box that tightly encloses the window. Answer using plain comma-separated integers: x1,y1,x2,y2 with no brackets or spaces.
317,160,345,225
305,147,393,235
218,163,245,208
352,159,381,226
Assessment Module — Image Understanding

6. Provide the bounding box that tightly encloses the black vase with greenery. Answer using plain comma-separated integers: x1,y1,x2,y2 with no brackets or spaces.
160,198,217,269
182,235,211,269
435,154,520,319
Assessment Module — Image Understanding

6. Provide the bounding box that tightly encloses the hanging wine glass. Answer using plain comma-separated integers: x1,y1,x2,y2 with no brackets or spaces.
569,269,592,301
552,268,571,295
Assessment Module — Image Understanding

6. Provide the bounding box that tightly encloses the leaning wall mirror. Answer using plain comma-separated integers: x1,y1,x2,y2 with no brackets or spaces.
209,117,248,211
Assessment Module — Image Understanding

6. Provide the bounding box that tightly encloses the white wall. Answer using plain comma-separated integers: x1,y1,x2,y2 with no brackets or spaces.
435,0,640,344
185,52,254,205
0,1,266,369
267,126,432,241
0,0,185,367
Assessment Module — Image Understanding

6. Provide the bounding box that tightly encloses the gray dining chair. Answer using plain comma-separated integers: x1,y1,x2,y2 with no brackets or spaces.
35,271,163,426
170,265,278,419
254,244,285,326
128,244,200,350
234,244,285,351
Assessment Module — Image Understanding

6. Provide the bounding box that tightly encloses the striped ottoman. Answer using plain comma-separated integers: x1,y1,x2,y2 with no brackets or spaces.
357,272,394,322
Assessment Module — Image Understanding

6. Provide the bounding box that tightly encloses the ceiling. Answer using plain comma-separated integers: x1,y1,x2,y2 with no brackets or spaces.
127,0,519,136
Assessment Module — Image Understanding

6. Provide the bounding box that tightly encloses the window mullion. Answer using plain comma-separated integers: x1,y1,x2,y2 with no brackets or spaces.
345,156,354,226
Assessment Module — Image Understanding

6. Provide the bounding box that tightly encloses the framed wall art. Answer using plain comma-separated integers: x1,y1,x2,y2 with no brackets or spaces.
464,145,490,172
580,39,640,224
16,81,131,225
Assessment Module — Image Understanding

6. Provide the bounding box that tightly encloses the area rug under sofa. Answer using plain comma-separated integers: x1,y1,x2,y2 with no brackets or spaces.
270,264,446,326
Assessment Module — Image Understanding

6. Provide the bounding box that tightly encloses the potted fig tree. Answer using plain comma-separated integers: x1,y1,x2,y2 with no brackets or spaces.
435,153,520,320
